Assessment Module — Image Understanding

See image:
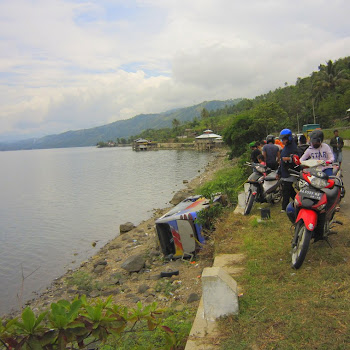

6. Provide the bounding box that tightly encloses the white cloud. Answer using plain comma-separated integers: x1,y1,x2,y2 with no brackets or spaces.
0,0,349,140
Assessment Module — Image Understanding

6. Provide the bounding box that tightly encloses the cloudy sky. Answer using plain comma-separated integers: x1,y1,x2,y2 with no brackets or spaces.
0,0,349,141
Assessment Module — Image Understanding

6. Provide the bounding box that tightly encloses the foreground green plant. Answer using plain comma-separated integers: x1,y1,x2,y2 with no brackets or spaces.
101,308,195,350
0,297,176,350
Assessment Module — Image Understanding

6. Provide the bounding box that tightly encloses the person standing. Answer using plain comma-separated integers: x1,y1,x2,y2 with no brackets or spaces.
330,129,344,167
250,142,261,163
262,135,280,170
297,134,309,156
277,129,298,212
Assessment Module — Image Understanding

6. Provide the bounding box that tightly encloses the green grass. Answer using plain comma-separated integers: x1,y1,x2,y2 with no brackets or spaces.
213,204,350,349
323,127,350,140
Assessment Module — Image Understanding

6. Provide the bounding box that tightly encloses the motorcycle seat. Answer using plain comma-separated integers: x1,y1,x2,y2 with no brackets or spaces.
264,172,278,181
322,179,341,203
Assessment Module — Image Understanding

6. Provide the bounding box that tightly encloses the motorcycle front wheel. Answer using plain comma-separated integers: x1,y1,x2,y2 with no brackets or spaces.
272,184,282,203
291,222,312,269
244,190,256,215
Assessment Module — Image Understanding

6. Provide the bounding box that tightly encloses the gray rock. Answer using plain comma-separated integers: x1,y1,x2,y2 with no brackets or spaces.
109,273,122,285
170,191,191,205
144,296,154,303
101,288,120,296
138,284,150,294
109,244,122,250
93,265,106,274
125,293,136,299
94,259,107,268
149,250,161,258
187,293,200,303
120,222,135,233
121,254,145,273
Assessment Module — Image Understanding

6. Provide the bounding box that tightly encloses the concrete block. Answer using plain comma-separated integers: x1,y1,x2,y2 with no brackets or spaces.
202,267,239,321
238,191,246,208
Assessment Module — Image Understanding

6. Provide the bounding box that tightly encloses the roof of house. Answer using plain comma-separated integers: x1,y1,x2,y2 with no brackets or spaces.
195,132,222,139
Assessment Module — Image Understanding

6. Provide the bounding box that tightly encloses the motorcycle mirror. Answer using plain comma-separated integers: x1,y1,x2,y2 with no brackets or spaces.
292,154,301,165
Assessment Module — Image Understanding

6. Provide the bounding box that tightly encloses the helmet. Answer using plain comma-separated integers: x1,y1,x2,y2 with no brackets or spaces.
249,141,257,148
279,128,293,142
266,135,275,144
309,129,324,143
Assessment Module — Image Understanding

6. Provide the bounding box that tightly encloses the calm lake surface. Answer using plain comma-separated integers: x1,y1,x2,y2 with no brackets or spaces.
0,147,213,315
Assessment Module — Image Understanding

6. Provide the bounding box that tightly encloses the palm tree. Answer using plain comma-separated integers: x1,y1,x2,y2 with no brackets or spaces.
310,60,349,122
315,60,347,92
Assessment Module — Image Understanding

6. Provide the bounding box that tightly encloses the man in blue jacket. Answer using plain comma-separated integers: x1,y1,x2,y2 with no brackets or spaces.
277,129,298,212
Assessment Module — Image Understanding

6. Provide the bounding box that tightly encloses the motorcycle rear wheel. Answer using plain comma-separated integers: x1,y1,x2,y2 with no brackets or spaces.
244,191,256,215
291,222,312,269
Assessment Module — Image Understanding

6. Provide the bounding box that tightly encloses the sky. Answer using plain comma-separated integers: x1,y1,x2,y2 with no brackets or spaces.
0,0,349,141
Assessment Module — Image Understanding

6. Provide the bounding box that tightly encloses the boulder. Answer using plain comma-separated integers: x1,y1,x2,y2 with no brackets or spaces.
138,284,150,294
187,293,200,303
93,259,107,268
120,222,135,233
170,191,191,205
121,254,145,273
93,265,106,274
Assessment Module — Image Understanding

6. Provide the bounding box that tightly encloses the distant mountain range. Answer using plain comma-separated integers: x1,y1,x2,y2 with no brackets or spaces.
0,99,240,151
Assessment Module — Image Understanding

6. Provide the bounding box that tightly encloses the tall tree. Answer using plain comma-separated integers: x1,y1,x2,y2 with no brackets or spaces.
172,118,180,130
315,60,348,92
200,108,209,120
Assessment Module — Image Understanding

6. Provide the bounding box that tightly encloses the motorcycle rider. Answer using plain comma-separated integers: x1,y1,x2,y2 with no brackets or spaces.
262,135,280,170
300,130,334,176
277,129,298,212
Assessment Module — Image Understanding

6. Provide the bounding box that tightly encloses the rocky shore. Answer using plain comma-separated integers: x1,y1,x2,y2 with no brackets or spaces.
8,150,229,318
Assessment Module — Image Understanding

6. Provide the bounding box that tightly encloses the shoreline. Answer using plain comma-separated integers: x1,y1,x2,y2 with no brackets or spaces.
3,149,229,319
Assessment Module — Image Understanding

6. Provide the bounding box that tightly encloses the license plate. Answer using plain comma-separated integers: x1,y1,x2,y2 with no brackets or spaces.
299,188,323,200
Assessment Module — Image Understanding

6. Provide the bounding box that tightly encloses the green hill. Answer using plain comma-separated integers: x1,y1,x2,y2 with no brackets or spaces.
0,99,240,151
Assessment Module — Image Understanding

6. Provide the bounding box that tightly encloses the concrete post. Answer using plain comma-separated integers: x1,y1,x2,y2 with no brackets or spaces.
201,267,239,321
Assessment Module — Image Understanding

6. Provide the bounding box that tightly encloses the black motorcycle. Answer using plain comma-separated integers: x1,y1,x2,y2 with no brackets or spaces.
244,162,282,215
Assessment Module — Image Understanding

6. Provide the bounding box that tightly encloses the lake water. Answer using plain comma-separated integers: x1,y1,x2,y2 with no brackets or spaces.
0,147,213,316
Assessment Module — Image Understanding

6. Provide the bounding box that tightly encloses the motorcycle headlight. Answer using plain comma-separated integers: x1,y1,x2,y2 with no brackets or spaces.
310,176,328,189
299,180,308,189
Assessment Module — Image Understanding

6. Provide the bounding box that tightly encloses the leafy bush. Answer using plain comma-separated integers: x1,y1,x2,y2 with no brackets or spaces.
196,163,246,205
0,297,176,350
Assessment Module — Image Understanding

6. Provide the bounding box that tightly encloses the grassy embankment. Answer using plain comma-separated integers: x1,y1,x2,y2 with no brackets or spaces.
198,159,350,349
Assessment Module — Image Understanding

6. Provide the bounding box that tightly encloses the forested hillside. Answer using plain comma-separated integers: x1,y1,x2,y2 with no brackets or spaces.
135,56,350,156
0,100,240,151
220,57,350,156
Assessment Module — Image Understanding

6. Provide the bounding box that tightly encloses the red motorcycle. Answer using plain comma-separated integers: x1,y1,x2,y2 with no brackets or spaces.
286,158,345,269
